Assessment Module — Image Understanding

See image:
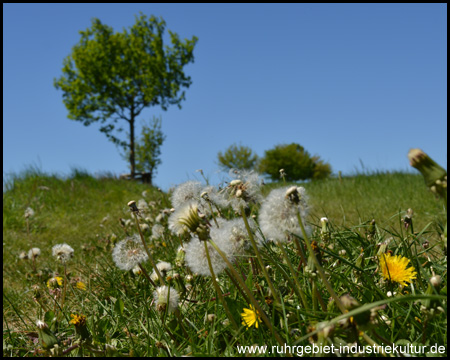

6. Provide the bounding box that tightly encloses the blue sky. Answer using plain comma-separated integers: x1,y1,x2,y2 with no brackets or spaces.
3,3,447,190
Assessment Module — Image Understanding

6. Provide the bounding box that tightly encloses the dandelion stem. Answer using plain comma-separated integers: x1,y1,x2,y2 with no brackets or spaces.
132,211,165,286
61,264,68,312
296,211,346,314
207,202,219,228
203,241,239,330
292,236,308,268
240,205,281,305
225,268,250,304
138,263,156,287
209,239,285,346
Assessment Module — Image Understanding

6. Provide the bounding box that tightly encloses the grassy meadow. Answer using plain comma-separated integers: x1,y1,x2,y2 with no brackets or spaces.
3,169,447,356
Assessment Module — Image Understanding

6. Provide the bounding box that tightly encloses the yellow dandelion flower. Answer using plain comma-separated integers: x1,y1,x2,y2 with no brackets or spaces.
69,313,86,327
379,253,417,286
47,276,63,289
76,281,87,291
241,305,261,329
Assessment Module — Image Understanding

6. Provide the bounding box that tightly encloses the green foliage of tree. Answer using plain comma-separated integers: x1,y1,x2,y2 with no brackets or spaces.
258,143,332,181
217,143,259,171
311,156,333,180
121,116,165,184
54,13,198,178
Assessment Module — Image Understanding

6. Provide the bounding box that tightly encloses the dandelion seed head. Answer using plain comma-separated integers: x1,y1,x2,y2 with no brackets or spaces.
430,275,442,288
112,235,148,271
210,218,263,257
184,235,232,276
171,181,203,209
258,186,311,243
151,261,172,282
52,244,74,264
28,248,41,260
24,207,35,219
153,286,179,313
36,320,48,329
132,265,142,275
168,201,196,236
223,170,263,211
151,223,165,240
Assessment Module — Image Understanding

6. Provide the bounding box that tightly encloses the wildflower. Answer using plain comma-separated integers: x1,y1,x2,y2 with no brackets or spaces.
430,275,442,288
75,281,87,291
379,253,417,286
112,235,148,271
168,201,199,236
170,181,203,209
19,251,28,260
153,286,179,313
258,186,311,243
69,313,86,326
151,223,165,240
408,148,447,191
184,234,232,276
70,314,90,340
47,276,63,289
36,320,59,350
210,217,263,257
139,223,150,234
24,207,35,219
320,217,331,241
137,198,150,212
151,261,172,282
168,201,209,240
241,305,261,329
132,265,142,275
200,185,229,212
28,247,41,260
52,244,74,264
221,170,263,211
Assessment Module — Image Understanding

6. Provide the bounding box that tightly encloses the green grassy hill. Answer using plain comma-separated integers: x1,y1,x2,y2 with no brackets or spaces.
3,170,447,356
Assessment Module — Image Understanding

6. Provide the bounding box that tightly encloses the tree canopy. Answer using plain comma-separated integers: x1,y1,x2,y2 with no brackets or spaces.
54,13,198,178
217,143,259,171
258,143,332,181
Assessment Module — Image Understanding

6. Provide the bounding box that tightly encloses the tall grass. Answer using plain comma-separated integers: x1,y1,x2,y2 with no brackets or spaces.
3,169,446,357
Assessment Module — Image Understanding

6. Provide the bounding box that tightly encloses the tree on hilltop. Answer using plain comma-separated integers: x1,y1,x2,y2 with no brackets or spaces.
217,143,259,171
54,13,198,179
258,143,332,181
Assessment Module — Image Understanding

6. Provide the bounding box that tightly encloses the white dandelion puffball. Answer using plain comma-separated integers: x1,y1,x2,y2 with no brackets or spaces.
170,181,203,209
150,261,172,282
52,243,74,264
258,186,312,243
184,234,233,277
28,247,41,260
210,218,264,258
24,207,35,219
153,286,179,313
112,235,148,271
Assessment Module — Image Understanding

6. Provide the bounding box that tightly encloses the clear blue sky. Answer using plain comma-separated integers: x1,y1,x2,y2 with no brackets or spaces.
3,3,447,190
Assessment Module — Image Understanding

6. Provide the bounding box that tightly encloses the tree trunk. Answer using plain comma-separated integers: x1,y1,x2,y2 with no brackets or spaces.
129,112,135,179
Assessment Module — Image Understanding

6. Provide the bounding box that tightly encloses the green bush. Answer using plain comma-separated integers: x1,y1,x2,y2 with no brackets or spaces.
258,143,331,181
